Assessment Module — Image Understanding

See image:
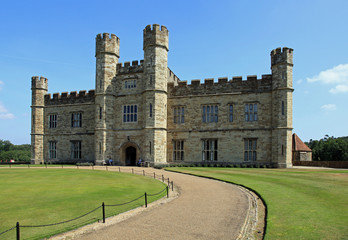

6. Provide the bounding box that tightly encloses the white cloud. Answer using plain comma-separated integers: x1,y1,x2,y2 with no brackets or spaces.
296,79,303,84
329,84,348,94
0,81,4,91
321,104,337,111
0,102,15,119
307,64,348,94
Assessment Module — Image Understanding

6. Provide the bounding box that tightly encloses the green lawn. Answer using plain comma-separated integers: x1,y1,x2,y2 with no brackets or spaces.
0,168,166,239
167,167,348,240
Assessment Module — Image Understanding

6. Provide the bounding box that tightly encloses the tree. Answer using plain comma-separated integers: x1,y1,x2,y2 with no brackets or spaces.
306,136,348,161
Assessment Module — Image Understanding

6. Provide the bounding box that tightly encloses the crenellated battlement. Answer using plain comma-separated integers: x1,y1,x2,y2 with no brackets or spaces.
96,33,120,58
168,75,273,96
143,24,169,51
31,76,48,90
271,47,293,66
168,68,180,84
44,90,95,105
116,60,144,74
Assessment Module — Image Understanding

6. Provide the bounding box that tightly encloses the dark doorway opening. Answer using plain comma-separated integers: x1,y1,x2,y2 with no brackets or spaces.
125,146,136,166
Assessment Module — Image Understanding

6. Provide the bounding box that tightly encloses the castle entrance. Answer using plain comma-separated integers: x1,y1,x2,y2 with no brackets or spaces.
125,146,137,166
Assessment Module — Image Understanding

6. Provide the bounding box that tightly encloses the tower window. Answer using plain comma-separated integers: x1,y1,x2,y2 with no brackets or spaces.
202,105,218,123
173,106,185,124
49,114,57,128
71,141,81,159
99,107,102,120
123,105,138,123
125,80,136,89
71,113,82,127
150,104,153,118
173,140,184,161
245,103,258,122
49,141,57,159
282,101,285,115
229,104,233,122
202,139,218,161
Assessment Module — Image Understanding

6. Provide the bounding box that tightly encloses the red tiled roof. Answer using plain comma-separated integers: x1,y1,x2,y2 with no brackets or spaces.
293,133,312,152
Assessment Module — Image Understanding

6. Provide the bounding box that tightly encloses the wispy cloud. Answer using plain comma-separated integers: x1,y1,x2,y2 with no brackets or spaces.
0,81,4,91
321,104,337,111
307,64,348,94
0,102,15,119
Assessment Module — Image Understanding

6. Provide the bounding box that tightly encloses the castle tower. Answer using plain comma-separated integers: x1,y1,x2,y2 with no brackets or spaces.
95,33,120,164
142,24,169,164
31,76,48,164
271,47,294,168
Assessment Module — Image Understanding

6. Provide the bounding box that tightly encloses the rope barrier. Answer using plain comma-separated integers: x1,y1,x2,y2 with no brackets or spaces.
147,187,167,197
105,194,145,207
0,225,16,236
21,205,102,228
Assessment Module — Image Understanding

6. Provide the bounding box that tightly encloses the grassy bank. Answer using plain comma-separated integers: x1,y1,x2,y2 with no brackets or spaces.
167,167,348,240
0,168,166,239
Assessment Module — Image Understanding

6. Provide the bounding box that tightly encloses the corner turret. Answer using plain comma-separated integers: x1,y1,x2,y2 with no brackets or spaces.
31,76,48,164
96,33,120,58
143,24,169,51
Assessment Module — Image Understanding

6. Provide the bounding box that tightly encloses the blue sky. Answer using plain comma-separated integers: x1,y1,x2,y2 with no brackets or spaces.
0,0,347,144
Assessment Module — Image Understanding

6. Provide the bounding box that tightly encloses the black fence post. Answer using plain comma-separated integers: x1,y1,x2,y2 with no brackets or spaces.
171,181,174,191
162,175,164,182
106,166,108,171
119,167,121,172
28,164,30,168
144,192,147,207
9,164,11,168
45,163,47,168
62,164,63,169
153,172,155,179
167,178,170,186
102,202,105,223
132,168,134,174
92,165,94,170
16,222,20,240
143,170,145,176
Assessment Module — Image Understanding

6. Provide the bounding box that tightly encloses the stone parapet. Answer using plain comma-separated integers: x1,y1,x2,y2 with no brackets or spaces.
44,90,95,105
168,75,272,96
117,60,144,74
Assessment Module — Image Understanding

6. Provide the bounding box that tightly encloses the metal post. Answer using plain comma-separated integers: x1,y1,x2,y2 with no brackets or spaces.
132,168,134,174
28,164,30,168
119,167,121,172
10,164,11,168
166,186,169,198
171,181,174,191
92,165,94,170
144,192,147,207
153,172,156,179
102,202,105,223
16,222,20,240
45,163,47,168
106,166,108,171
62,164,63,168
143,170,145,176
77,165,79,169
162,175,164,182
168,178,170,186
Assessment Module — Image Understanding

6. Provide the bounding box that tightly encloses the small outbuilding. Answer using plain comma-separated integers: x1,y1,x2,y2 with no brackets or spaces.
292,133,312,162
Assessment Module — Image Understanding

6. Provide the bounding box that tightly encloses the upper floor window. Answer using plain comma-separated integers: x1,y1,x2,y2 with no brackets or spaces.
150,104,153,118
202,105,218,123
49,114,57,128
125,80,136,89
48,141,57,159
71,140,81,159
202,139,218,161
229,104,233,122
71,113,82,127
245,103,258,122
123,105,138,122
173,106,185,124
173,140,184,161
99,107,103,120
244,139,257,161
282,101,285,115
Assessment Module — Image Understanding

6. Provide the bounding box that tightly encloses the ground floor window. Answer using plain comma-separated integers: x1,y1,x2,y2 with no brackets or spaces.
71,141,81,159
173,140,184,161
202,139,218,161
244,139,257,161
48,141,57,159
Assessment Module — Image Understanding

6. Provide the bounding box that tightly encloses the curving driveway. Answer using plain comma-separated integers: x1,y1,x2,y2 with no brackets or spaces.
55,167,258,240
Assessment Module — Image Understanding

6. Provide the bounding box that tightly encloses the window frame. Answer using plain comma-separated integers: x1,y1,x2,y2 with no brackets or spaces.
244,103,258,122
71,140,81,159
71,112,82,128
202,105,218,123
173,140,184,161
49,114,57,128
173,106,185,124
48,141,57,159
202,139,218,161
244,139,257,161
123,104,138,123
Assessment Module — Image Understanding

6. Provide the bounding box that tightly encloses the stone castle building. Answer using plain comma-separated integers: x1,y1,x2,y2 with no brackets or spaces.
31,24,294,168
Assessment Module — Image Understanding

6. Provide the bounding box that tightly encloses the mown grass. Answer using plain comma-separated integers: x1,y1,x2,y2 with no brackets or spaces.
0,168,166,239
167,167,348,240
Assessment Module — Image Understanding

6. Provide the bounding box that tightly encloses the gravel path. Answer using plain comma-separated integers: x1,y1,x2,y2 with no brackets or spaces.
53,167,259,240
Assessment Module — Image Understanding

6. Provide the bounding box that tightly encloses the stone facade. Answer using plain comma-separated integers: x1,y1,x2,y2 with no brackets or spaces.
31,24,294,167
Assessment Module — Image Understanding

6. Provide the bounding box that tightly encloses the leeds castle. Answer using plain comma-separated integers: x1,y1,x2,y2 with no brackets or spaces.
31,24,294,168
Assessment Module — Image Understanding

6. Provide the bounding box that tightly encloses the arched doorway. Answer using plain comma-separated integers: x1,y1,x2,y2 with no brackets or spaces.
125,146,136,166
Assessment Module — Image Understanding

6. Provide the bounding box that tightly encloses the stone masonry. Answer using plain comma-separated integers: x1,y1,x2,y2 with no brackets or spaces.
31,24,294,167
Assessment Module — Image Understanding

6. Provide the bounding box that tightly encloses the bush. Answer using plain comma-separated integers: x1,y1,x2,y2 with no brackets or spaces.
76,162,94,166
